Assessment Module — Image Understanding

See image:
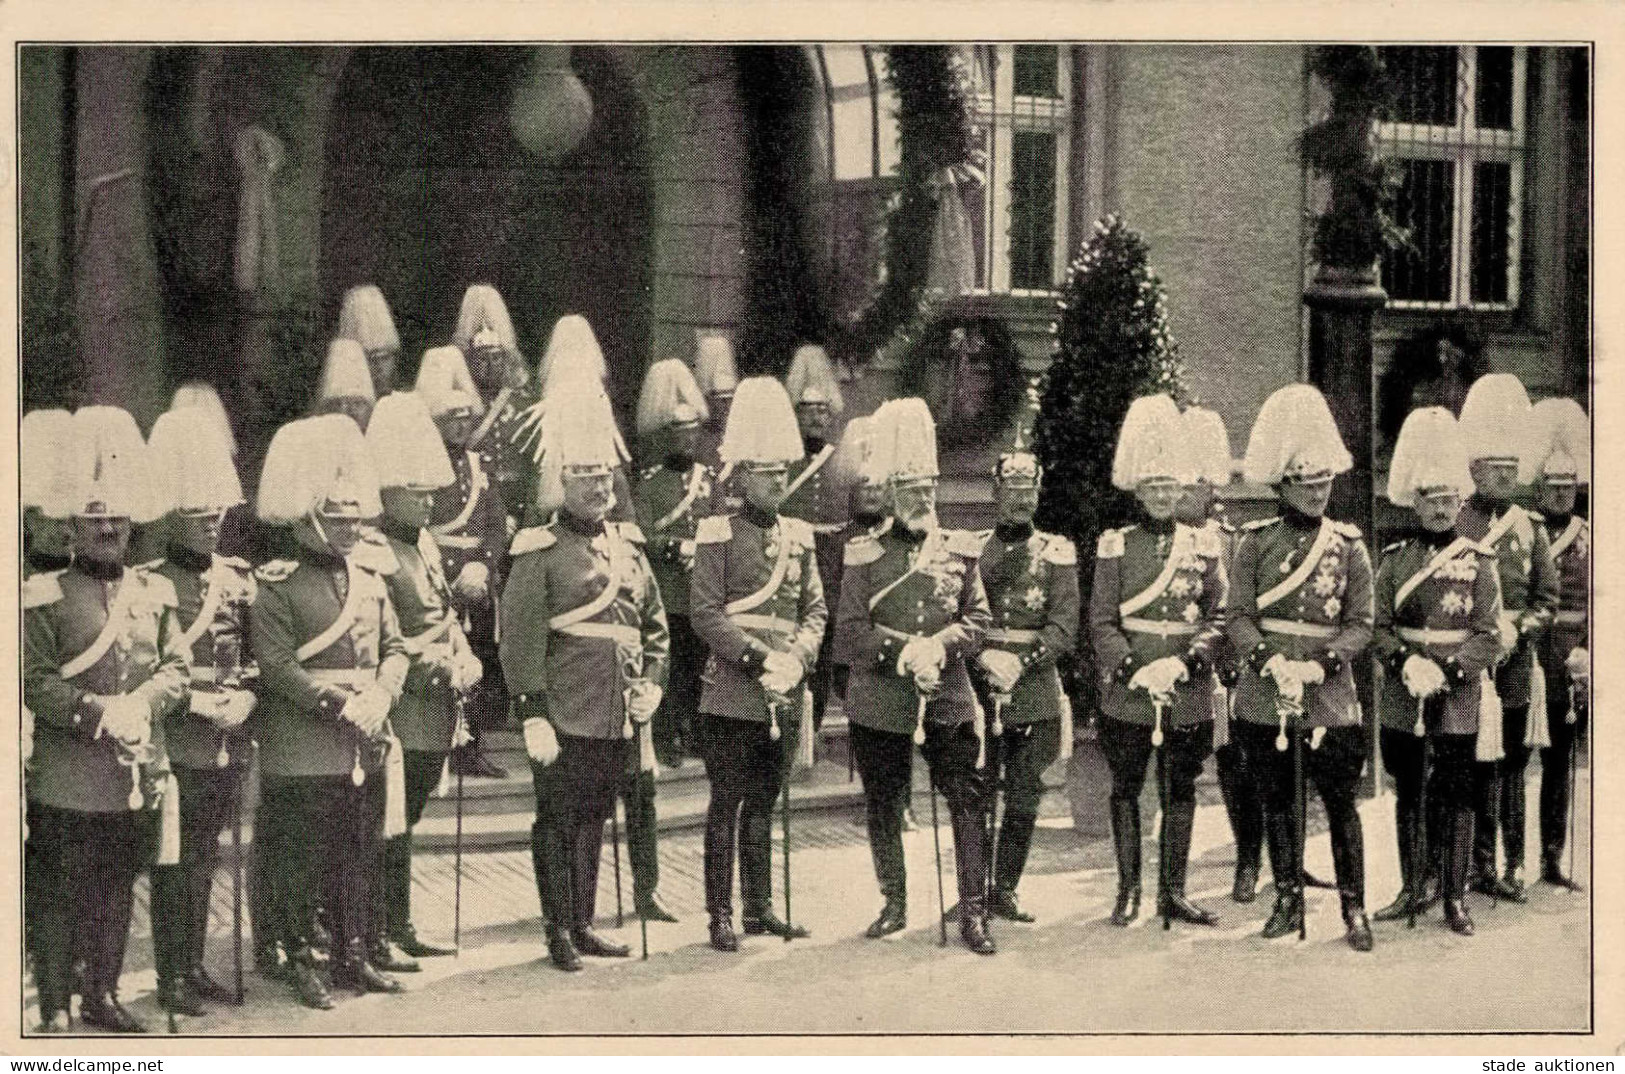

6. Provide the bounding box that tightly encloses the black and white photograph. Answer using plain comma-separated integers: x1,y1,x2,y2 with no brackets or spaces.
7,14,1601,1050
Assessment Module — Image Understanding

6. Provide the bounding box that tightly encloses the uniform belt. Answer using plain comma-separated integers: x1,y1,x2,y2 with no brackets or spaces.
305,668,379,690
730,613,797,637
811,522,846,535
1121,617,1198,638
987,627,1042,644
1555,610,1587,625
875,624,931,643
1259,618,1339,640
1397,627,1470,646
433,534,483,551
554,621,642,646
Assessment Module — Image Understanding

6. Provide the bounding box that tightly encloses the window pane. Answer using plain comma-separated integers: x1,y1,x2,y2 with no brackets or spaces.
1475,46,1516,130
1382,46,1459,126
1470,161,1513,303
1383,158,1456,302
1012,45,1059,98
1008,130,1056,290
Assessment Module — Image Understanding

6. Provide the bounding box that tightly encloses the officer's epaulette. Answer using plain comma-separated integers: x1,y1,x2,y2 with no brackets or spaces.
21,571,65,610
216,554,252,571
1470,539,1498,557
1243,516,1281,531
1527,509,1545,523
1189,525,1224,558
1331,520,1362,540
135,565,179,607
1039,533,1078,567
695,515,732,545
255,559,299,583
350,534,399,576
941,529,985,559
612,520,646,545
510,525,557,556
972,528,996,546
845,531,884,567
1095,528,1125,560
1381,539,1408,556
780,516,815,547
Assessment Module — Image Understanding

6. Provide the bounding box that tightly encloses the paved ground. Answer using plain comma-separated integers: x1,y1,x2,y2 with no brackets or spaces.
27,761,1591,1038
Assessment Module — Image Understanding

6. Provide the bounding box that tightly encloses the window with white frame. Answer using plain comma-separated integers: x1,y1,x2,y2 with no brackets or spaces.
964,45,1073,294
1375,45,1527,310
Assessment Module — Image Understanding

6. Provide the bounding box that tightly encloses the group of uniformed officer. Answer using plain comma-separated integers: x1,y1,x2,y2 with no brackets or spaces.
22,275,1590,1031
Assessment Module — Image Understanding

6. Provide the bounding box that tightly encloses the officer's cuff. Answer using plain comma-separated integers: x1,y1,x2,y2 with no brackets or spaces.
1317,650,1344,677
1386,647,1412,676
1113,654,1138,684
1442,658,1470,690
1247,641,1279,674
1217,664,1241,688
1181,651,1207,678
513,691,550,722
1022,644,1050,670
876,632,903,669
71,692,103,736
738,647,768,676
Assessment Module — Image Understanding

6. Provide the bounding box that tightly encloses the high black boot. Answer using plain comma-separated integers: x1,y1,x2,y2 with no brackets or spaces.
625,771,672,919
702,797,738,926
1541,849,1583,892
1216,743,1264,904
709,912,740,952
570,818,630,958
1159,801,1218,926
1374,796,1419,922
992,811,1038,922
1341,891,1375,952
864,797,907,939
1109,798,1142,926
1443,808,1476,936
546,926,583,972
743,802,808,938
950,805,995,954
531,820,580,971
1260,886,1304,939
331,938,402,995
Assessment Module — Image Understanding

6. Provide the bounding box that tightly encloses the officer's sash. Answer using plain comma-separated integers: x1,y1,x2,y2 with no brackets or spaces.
1394,537,1474,613
548,534,628,633
1549,516,1584,559
1118,524,1192,619
295,560,369,665
1256,518,1335,613
1481,504,1529,554
869,528,946,614
466,389,513,450
725,524,795,617
653,465,707,533
781,445,835,503
60,570,142,680
418,529,452,599
430,452,487,538
177,561,228,654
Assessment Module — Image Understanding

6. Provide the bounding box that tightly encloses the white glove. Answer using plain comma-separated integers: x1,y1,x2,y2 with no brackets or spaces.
1293,659,1327,688
216,689,256,729
342,686,390,737
522,717,560,766
97,693,150,747
1497,613,1519,654
678,539,697,571
1565,646,1587,680
763,649,805,690
1401,654,1447,699
897,636,947,680
760,667,801,698
452,650,484,693
627,680,663,723
978,650,1025,695
1148,655,1190,697
1261,653,1304,705
453,562,490,601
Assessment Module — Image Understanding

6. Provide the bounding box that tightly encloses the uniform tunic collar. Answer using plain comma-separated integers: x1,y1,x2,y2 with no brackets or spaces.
740,501,777,530
78,556,124,581
1281,505,1322,533
1416,525,1458,550
380,516,421,546
166,544,213,573
802,435,826,455
1139,515,1175,538
26,550,72,573
851,511,886,530
994,521,1034,542
1469,493,1510,518
663,453,694,473
559,509,606,539
295,542,347,570
1545,511,1573,531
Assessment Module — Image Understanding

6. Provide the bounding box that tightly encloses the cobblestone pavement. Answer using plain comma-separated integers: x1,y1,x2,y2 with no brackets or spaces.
27,764,1591,1039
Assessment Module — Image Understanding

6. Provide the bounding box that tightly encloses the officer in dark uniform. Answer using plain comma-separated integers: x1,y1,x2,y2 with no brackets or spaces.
1227,386,1376,950
690,377,828,950
417,345,512,784
1089,395,1226,930
501,380,670,973
146,406,259,1014
1455,375,1559,903
780,345,850,734
250,415,412,1008
695,333,742,514
24,406,190,1034
833,397,997,954
1372,407,1504,936
337,283,402,398
366,392,476,963
1528,398,1589,891
972,445,1078,923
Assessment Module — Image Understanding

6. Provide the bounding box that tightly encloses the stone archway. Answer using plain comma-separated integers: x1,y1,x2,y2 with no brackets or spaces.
318,46,654,412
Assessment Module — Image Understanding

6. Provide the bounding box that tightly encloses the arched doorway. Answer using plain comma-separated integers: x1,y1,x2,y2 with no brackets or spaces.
319,46,652,414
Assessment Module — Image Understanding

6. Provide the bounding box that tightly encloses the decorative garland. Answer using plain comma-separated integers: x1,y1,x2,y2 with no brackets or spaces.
892,315,1025,451
830,46,978,372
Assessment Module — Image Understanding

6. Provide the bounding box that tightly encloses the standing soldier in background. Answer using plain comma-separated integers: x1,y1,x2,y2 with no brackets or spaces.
694,333,741,512
251,415,411,1008
780,344,849,736
1455,375,1558,904
24,407,189,1033
690,378,826,951
1527,398,1589,891
633,357,714,772
1227,386,1375,951
417,346,511,783
1089,395,1226,930
312,339,379,433
502,376,670,973
1372,407,1503,936
1173,406,1265,904
834,398,996,954
365,393,478,962
146,405,259,1015
337,284,403,398
972,441,1078,923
